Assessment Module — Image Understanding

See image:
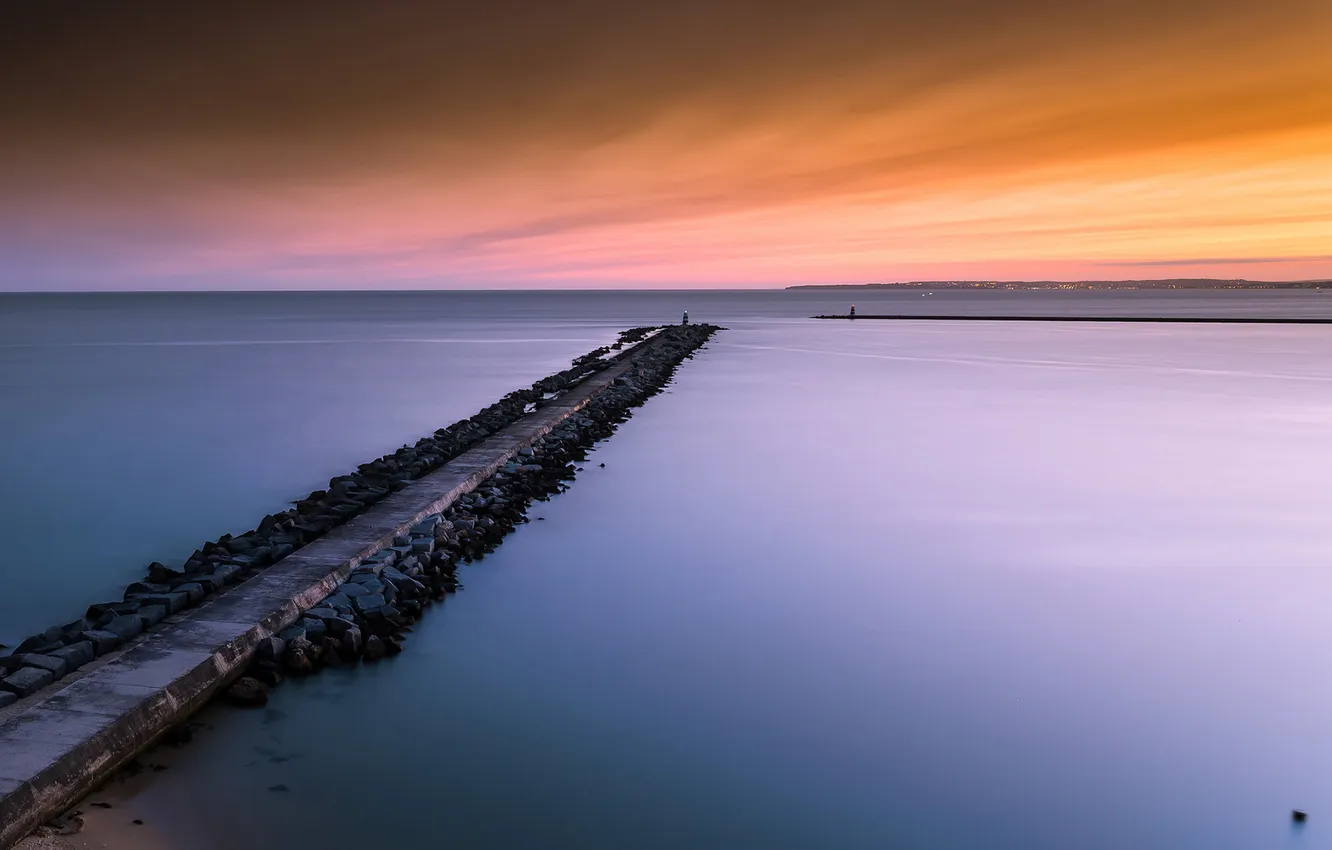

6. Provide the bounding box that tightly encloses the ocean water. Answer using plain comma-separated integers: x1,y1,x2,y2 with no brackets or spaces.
5,290,1332,849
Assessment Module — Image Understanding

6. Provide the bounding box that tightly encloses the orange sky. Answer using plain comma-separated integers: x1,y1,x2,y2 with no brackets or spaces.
2,0,1330,288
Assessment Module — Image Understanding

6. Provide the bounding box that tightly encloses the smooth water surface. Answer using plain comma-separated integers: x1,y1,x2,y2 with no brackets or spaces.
24,292,1332,850
16,288,1312,641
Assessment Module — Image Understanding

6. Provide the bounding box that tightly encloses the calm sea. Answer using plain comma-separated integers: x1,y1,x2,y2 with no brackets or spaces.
4,289,1332,849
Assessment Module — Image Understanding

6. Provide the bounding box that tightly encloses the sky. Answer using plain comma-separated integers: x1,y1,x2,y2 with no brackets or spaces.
2,0,1331,290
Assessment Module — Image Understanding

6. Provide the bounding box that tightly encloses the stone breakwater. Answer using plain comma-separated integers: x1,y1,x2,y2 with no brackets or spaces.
0,322,720,850
810,313,1332,324
0,324,662,705
225,322,721,701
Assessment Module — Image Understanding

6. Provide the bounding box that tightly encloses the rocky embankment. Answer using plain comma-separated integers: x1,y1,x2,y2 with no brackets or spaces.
224,321,719,702
0,324,719,707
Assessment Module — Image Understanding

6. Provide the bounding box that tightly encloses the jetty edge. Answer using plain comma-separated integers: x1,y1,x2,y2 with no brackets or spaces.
0,322,721,849
812,313,1332,324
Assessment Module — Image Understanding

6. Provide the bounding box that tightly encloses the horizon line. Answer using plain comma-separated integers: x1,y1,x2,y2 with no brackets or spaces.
4,277,1332,295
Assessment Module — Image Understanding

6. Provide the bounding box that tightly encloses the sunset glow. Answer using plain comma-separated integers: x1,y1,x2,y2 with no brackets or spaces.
3,1,1331,288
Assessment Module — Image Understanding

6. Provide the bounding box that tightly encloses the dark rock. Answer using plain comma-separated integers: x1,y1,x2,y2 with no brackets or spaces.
283,637,316,674
1294,810,1308,823
303,606,340,623
6,651,42,677
340,626,363,658
18,653,68,679
299,617,327,644
175,582,206,605
382,570,426,599
226,551,267,568
124,582,170,599
379,565,409,582
351,592,385,614
324,617,358,638
80,629,122,656
384,636,405,655
363,635,386,661
319,639,344,666
59,619,90,641
223,677,268,707
86,600,141,620
89,609,116,630
286,635,314,655
103,615,144,643
2,665,55,697
411,537,435,555
0,692,15,708
322,593,353,613
142,592,190,614
357,607,391,637
285,647,315,675
340,583,369,598
255,636,286,661
137,604,168,628
50,641,95,671
147,562,184,584
192,575,223,594
226,536,255,553
277,624,306,643
251,663,282,687
12,635,61,655
412,516,442,536
209,563,244,586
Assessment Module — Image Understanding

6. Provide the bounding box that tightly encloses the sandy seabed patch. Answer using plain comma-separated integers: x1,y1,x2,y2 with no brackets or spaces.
14,741,190,850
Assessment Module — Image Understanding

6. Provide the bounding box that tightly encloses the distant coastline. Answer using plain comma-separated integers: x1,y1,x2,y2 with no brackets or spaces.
787,279,1332,291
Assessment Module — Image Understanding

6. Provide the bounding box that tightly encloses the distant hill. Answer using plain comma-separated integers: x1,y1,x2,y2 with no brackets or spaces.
787,279,1331,290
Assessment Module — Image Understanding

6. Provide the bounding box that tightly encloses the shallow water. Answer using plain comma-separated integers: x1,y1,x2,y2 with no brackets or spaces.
11,293,1329,850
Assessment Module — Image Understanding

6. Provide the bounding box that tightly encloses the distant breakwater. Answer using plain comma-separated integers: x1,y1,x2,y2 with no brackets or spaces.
812,314,1332,324
0,322,720,850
